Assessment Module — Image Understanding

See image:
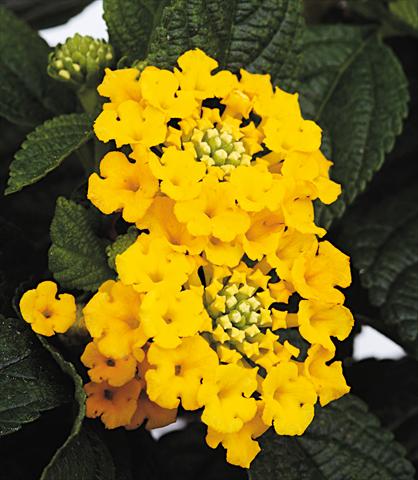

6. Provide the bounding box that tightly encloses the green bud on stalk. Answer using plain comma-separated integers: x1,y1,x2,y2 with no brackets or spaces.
48,34,114,89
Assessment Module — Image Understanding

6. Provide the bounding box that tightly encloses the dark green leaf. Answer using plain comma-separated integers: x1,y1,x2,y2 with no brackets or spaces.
347,359,418,470
0,118,29,157
104,0,304,91
103,0,162,61
106,226,138,270
348,0,418,37
36,337,115,480
6,113,92,195
299,25,409,227
0,316,71,436
49,197,114,291
340,182,418,357
389,0,418,32
3,0,95,30
157,422,246,480
0,218,40,316
41,425,115,480
0,6,59,126
250,395,415,479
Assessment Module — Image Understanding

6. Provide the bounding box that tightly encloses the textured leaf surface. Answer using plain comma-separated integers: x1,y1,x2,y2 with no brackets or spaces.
6,113,92,195
300,25,409,227
250,395,415,479
104,0,304,91
340,183,418,357
0,316,71,436
106,226,138,270
103,0,162,60
49,197,114,291
0,6,54,125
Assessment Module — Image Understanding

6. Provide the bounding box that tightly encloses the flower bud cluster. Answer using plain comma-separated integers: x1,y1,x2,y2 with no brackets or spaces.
48,34,114,88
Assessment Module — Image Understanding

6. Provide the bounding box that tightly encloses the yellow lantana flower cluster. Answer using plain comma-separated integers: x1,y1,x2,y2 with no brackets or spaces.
88,48,340,267
19,49,354,469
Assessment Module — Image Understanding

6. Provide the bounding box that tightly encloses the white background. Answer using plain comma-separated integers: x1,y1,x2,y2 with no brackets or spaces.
39,0,406,365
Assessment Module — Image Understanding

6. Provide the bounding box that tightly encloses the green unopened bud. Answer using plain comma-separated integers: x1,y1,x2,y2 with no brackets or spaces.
225,295,238,309
244,324,260,338
238,300,251,314
229,310,242,324
131,59,149,72
48,34,114,89
219,315,233,329
248,311,260,324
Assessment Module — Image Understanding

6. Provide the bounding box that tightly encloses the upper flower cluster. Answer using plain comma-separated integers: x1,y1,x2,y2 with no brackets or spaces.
20,49,354,469
88,48,340,267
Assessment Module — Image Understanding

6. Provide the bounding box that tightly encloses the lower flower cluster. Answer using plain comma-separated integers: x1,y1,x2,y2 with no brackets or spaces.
19,49,354,468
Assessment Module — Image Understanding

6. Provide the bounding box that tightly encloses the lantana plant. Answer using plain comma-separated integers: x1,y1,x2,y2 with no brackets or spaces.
1,1,417,479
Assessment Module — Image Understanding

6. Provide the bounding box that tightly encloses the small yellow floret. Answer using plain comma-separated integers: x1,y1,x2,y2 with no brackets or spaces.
88,150,158,223
85,378,142,429
81,342,137,387
19,281,76,336
262,362,317,435
146,336,219,410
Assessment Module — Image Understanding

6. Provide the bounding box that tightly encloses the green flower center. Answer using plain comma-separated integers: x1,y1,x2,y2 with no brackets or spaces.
206,282,265,344
190,126,252,172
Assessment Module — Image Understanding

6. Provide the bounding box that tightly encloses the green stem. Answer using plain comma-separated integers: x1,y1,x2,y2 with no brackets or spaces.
77,87,100,117
76,142,95,174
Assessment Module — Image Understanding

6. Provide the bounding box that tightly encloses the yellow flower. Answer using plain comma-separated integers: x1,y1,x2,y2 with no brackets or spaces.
146,336,219,410
257,87,322,155
138,196,207,255
199,364,258,434
116,235,194,294
85,378,142,429
262,362,317,435
204,236,244,267
88,150,159,223
83,280,147,360
229,164,284,212
263,116,322,155
127,388,178,431
139,288,210,348
81,342,137,387
149,146,205,201
95,99,167,148
281,150,341,205
98,68,141,107
292,241,351,304
305,345,350,406
83,48,356,467
281,180,326,237
297,300,354,352
174,48,237,100
139,66,197,118
174,176,250,241
266,229,317,280
206,401,268,468
240,209,285,260
238,69,273,101
19,281,76,336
